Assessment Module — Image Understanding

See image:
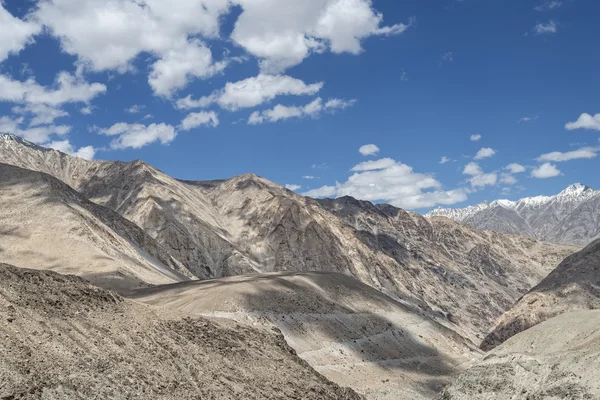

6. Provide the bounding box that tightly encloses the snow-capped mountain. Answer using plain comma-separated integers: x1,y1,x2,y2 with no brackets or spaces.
426,184,600,245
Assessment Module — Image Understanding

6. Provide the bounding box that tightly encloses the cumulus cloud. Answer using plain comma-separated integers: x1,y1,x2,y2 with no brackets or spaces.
505,163,526,174
126,105,146,114
359,144,380,156
302,158,467,210
12,104,69,126
463,162,483,176
474,147,496,160
439,156,451,164
45,140,96,160
533,20,557,35
248,97,354,124
463,162,497,188
34,0,230,97
565,113,600,131
285,184,302,191
537,147,598,162
98,122,177,149
531,162,561,178
231,0,412,73
303,175,317,180
180,111,219,131
0,115,71,144
0,72,106,106
499,173,517,185
0,4,41,62
177,74,324,111
470,134,481,141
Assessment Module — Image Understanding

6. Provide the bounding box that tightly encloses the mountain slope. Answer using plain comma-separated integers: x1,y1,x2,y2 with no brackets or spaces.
0,163,192,292
426,184,600,245
480,238,600,350
0,263,359,400
131,271,480,400
0,134,577,342
317,196,576,341
439,310,600,400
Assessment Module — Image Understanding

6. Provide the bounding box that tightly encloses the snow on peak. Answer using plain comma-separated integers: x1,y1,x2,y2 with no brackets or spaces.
559,183,592,197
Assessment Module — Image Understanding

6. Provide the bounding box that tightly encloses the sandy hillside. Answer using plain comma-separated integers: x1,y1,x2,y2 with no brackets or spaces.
0,263,360,400
132,272,482,400
0,163,192,292
439,310,600,399
481,238,600,350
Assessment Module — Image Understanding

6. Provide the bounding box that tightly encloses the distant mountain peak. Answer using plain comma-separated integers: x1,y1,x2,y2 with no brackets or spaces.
426,183,600,245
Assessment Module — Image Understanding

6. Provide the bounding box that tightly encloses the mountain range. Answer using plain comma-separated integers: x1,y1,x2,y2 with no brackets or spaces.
425,184,600,246
2,132,598,399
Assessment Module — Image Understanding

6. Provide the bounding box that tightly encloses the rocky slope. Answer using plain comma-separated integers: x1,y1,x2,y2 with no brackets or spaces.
0,163,192,292
0,133,577,343
317,196,576,341
439,310,600,400
426,184,600,246
131,271,480,400
481,238,600,350
0,263,359,400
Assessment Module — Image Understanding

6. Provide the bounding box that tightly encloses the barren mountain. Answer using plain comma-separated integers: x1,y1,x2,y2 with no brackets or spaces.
0,163,192,292
439,310,600,400
131,271,481,400
0,263,359,400
480,238,600,350
426,184,600,246
317,196,577,341
0,133,577,343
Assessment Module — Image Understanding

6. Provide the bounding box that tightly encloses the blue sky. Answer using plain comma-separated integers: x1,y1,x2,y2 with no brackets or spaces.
1,0,599,210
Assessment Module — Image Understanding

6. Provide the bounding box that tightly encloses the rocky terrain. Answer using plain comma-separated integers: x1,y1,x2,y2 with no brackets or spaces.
131,271,481,400
481,238,600,350
0,134,577,344
0,263,360,400
0,163,192,292
426,183,600,246
439,310,600,400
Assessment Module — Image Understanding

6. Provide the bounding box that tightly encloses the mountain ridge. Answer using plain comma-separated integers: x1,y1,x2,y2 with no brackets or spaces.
426,184,600,245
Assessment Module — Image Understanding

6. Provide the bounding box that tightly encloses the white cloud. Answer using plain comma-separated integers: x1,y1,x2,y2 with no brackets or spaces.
359,144,380,156
12,104,69,126
474,147,496,160
469,173,498,188
126,104,146,114
439,156,451,164
0,116,71,144
470,134,481,141
45,140,96,160
518,115,538,123
231,0,412,73
303,175,317,180
531,162,561,178
500,173,517,185
180,111,219,131
463,161,497,188
0,4,41,62
177,74,324,111
534,1,562,11
533,20,557,35
34,0,231,96
80,106,94,115
98,122,177,149
463,162,483,176
302,157,467,209
285,184,302,191
325,98,356,110
0,72,106,106
536,147,598,162
565,113,600,131
505,163,526,173
248,96,354,124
